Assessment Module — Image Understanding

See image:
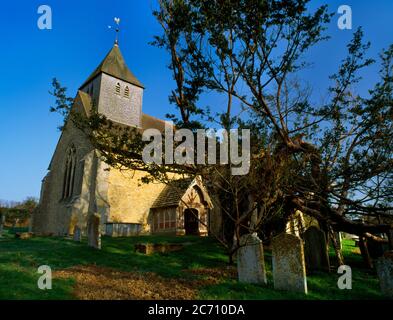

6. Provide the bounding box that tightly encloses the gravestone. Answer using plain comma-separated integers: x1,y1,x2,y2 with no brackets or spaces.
73,226,82,242
69,215,78,236
237,233,267,284
368,239,389,259
304,226,330,272
376,251,393,298
87,214,101,249
272,233,308,294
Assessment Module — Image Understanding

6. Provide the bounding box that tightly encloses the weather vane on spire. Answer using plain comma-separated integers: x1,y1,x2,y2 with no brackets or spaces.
108,17,121,45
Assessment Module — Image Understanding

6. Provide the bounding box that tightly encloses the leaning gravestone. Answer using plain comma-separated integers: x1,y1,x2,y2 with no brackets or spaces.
237,233,267,284
375,251,393,298
73,226,82,242
304,226,330,272
87,214,101,249
272,233,308,294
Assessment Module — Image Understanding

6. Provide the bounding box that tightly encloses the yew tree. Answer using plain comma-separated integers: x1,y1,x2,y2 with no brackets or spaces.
51,0,393,265
151,0,393,261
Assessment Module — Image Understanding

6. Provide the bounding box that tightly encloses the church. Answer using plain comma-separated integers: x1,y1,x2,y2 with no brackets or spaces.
32,42,221,237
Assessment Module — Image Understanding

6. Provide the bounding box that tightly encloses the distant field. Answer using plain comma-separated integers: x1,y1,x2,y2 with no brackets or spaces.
0,228,384,300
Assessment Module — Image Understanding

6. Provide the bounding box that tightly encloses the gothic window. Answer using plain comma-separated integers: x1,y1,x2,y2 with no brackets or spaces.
73,159,85,197
62,146,77,200
115,82,121,94
124,86,130,98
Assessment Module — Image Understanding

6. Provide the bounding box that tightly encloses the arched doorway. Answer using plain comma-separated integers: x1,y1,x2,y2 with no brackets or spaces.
184,208,199,235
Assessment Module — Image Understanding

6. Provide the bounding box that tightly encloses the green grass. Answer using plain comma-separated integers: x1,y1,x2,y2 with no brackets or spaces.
199,239,383,300
0,228,384,300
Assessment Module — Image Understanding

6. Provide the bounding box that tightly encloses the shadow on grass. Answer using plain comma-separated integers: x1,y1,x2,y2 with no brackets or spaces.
0,263,74,300
0,229,384,300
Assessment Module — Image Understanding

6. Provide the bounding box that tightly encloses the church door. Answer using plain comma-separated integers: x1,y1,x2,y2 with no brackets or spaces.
184,209,199,235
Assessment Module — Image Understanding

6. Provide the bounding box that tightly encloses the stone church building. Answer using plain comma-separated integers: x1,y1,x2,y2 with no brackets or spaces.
32,43,220,237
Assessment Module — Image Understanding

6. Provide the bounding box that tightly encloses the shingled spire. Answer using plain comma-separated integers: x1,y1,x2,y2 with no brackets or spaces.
80,44,144,90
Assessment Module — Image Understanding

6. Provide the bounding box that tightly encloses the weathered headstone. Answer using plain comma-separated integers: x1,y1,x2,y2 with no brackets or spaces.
375,251,393,298
68,215,78,236
304,226,330,272
368,238,389,259
87,214,101,249
272,233,308,294
237,233,267,284
73,226,82,242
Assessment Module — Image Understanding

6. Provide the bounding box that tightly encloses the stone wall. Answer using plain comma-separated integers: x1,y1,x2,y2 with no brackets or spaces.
107,169,168,233
80,74,101,108
32,97,94,236
33,74,219,238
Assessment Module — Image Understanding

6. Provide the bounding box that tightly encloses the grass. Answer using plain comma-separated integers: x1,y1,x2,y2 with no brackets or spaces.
0,228,384,300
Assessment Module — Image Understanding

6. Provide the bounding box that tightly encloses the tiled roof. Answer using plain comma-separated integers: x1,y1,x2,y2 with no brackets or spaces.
141,113,168,132
151,179,193,209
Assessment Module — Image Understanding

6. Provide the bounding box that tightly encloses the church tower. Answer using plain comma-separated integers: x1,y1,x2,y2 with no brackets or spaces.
79,43,144,128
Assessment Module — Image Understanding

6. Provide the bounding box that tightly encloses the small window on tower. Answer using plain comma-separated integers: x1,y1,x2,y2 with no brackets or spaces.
124,86,130,98
115,82,121,94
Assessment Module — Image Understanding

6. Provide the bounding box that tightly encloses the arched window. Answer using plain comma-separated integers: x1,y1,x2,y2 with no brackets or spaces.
115,82,121,94
124,86,130,98
62,146,77,200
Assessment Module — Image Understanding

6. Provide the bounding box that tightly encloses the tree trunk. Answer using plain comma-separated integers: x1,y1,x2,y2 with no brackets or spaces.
329,227,345,266
291,197,392,238
359,236,373,269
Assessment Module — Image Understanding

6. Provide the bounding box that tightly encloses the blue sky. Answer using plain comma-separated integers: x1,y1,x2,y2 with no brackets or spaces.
0,0,392,202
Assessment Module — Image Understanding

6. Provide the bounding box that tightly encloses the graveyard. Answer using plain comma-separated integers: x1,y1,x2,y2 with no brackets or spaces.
0,227,385,300
1,1,392,306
